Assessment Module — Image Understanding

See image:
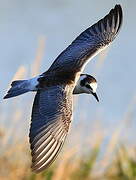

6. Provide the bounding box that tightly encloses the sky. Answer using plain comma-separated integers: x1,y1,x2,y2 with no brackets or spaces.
0,0,136,142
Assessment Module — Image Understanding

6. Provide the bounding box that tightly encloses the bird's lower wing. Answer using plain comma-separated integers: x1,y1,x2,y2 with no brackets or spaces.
29,84,73,173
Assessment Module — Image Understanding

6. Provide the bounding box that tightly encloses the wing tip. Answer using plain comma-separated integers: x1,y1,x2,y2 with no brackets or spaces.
112,4,123,31
89,4,123,37
98,4,123,36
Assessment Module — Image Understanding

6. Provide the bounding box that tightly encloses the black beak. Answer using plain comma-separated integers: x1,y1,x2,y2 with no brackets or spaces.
92,92,99,102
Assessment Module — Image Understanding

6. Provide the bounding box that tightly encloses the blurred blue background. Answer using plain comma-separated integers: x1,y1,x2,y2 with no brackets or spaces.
1,0,136,142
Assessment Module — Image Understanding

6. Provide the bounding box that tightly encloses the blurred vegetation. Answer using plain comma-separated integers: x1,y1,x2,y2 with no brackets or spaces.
1,38,136,180
0,134,136,180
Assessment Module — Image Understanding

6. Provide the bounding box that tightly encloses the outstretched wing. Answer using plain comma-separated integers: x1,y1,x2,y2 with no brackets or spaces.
29,85,73,173
47,5,123,74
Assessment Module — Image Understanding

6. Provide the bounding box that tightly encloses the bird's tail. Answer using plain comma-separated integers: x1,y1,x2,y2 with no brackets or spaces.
4,80,31,99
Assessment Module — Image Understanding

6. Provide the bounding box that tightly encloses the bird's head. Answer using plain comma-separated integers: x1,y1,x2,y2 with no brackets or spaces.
73,74,99,102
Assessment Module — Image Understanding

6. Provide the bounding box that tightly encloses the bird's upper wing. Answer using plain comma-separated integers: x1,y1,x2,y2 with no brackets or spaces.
47,5,123,74
29,84,73,173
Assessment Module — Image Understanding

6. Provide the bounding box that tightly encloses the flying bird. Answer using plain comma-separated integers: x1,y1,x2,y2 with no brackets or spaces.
4,5,123,173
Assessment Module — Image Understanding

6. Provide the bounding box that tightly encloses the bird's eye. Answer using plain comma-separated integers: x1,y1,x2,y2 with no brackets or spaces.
85,84,92,90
